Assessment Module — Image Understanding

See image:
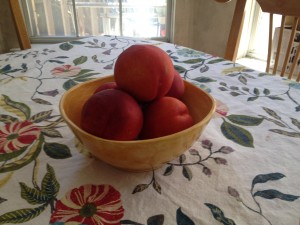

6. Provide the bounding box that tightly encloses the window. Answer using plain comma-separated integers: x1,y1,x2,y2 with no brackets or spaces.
20,0,172,43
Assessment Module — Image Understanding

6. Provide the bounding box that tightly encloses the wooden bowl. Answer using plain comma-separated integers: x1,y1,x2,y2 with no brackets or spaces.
59,75,216,172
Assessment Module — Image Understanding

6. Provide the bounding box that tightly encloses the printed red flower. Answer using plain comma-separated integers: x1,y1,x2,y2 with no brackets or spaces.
0,121,41,154
51,65,81,77
214,100,229,118
50,184,124,225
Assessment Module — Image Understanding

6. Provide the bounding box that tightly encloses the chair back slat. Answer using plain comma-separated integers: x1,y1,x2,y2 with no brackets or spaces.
272,16,285,74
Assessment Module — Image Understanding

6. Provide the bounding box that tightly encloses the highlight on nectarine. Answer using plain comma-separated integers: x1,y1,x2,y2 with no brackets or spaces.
81,89,143,141
140,96,194,139
114,44,175,102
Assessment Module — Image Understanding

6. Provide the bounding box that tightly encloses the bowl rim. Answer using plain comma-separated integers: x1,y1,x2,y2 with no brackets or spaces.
59,75,216,144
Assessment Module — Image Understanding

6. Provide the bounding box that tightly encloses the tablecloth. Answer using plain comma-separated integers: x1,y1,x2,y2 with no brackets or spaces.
0,35,299,225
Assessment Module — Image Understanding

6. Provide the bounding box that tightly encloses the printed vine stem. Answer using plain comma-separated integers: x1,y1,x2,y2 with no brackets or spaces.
285,86,300,107
149,170,157,187
166,144,220,167
169,52,214,80
32,159,41,190
235,187,273,225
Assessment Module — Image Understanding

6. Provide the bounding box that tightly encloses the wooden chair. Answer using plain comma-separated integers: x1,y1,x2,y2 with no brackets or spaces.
257,0,300,81
224,0,300,82
8,0,31,50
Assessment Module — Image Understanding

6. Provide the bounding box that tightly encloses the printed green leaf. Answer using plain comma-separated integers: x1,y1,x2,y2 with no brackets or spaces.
174,65,187,74
253,88,260,95
176,207,195,225
55,56,69,59
267,96,284,101
59,42,73,51
153,180,161,194
230,92,240,96
69,40,85,45
163,165,174,176
238,75,247,85
48,60,64,64
205,203,236,225
0,204,47,224
30,110,52,123
269,129,300,138
227,115,264,126
0,136,44,173
147,215,164,225
76,69,93,75
291,118,300,130
0,64,12,73
251,173,285,190
207,58,225,64
43,142,72,159
193,77,216,83
181,58,204,64
63,79,77,90
0,114,18,123
132,184,149,194
254,189,299,201
32,98,52,105
73,56,88,66
0,197,7,204
179,154,186,163
247,96,259,102
262,107,281,120
41,128,63,138
260,116,286,127
41,164,60,197
182,166,192,181
75,72,99,80
20,182,51,204
263,88,270,95
221,121,254,148
2,95,31,120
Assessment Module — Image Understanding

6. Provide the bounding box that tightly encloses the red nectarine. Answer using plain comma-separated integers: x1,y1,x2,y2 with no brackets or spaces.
114,44,175,102
140,96,194,139
93,81,118,94
81,89,143,141
166,70,185,99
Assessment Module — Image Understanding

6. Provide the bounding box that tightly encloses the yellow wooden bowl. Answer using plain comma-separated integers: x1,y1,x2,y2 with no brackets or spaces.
59,75,216,172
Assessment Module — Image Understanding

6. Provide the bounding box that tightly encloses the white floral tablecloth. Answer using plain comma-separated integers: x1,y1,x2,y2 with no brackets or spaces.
0,35,299,225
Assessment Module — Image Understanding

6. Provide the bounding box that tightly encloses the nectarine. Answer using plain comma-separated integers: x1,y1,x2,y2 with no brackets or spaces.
114,44,175,102
140,96,194,139
81,89,143,141
93,81,118,94
166,70,185,99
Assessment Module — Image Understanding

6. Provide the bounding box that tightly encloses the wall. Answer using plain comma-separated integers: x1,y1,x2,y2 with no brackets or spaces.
0,0,19,53
173,0,236,58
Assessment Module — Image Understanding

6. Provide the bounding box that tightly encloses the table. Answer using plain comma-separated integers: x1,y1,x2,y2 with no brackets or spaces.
0,35,299,225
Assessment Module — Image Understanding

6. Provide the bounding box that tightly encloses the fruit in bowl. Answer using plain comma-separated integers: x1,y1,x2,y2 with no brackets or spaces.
60,76,216,172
